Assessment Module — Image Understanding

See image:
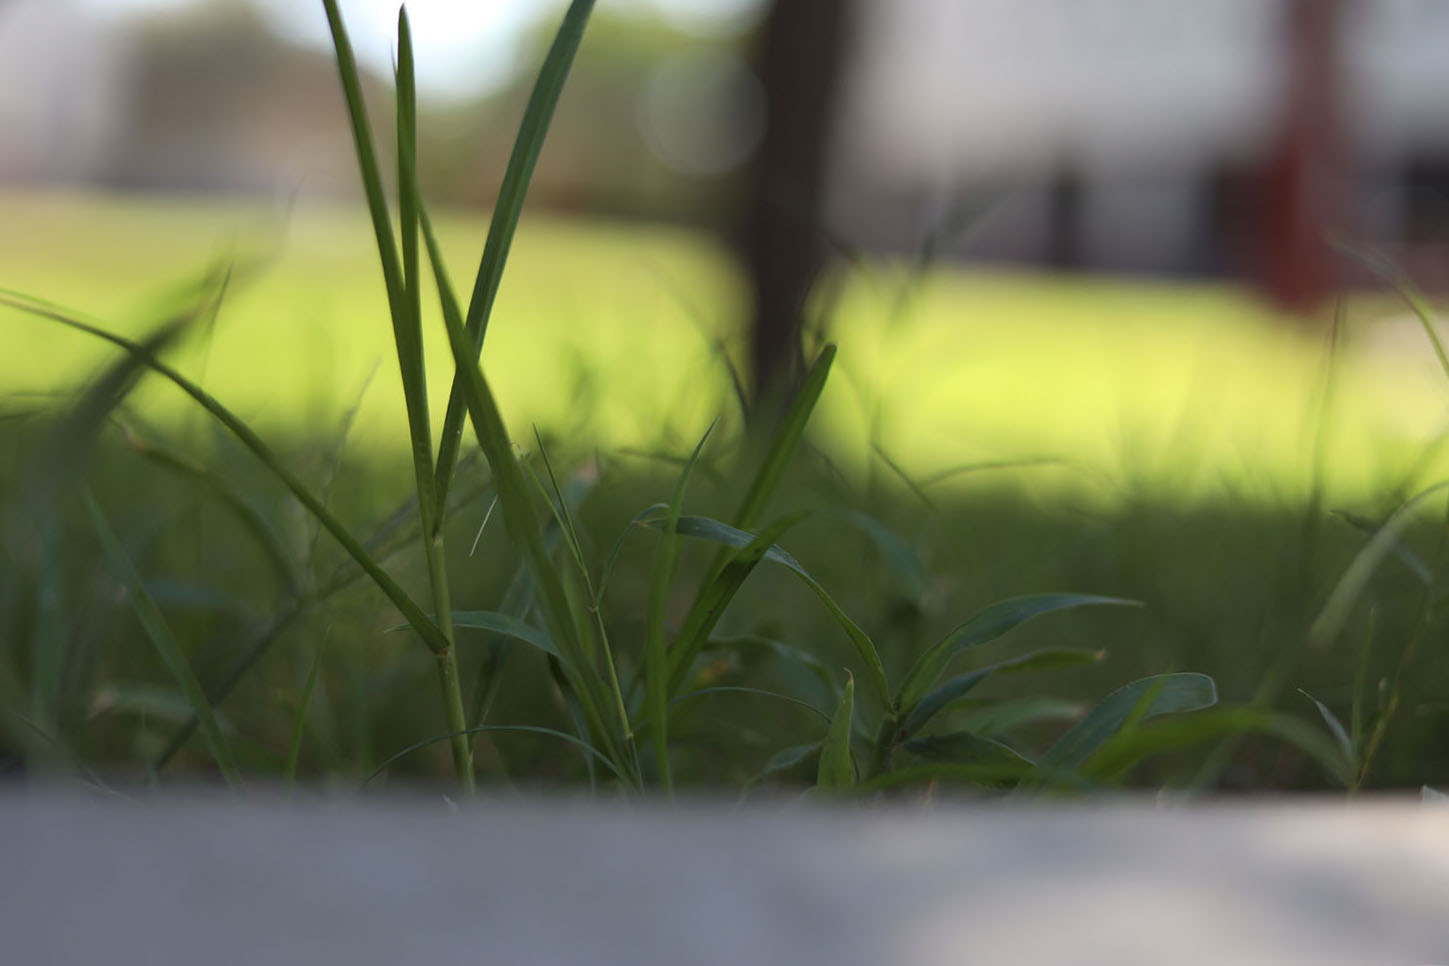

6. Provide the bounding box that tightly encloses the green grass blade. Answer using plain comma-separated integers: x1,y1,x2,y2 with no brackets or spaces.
650,514,890,705
956,698,1086,737
667,686,831,722
1038,672,1218,773
0,291,447,652
417,198,632,779
595,502,668,607
665,512,809,694
121,425,301,597
1309,481,1449,649
284,643,326,787
320,0,405,322
85,490,240,787
898,648,1104,743
448,611,558,659
733,343,835,531
432,0,599,519
1084,707,1353,785
389,7,442,536
903,731,1035,788
1297,688,1355,765
815,673,855,791
898,594,1140,711
644,425,713,791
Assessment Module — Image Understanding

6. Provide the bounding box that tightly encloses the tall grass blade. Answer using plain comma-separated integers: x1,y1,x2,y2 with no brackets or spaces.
85,490,240,787
417,198,633,780
432,0,599,519
644,425,713,790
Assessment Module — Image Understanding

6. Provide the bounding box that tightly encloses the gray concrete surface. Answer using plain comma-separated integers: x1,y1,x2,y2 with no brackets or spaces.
2,793,1447,965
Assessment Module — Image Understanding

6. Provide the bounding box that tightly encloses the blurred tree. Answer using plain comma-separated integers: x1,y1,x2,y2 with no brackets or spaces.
737,0,856,405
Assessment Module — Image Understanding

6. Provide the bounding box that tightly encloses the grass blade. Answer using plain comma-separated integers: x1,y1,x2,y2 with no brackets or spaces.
734,343,835,531
85,490,240,787
665,512,809,694
898,648,1104,743
417,197,634,781
448,611,558,659
432,0,599,519
898,594,1140,711
1309,481,1449,649
1297,688,1355,765
644,425,713,791
1084,707,1353,785
1037,672,1218,773
284,643,326,787
121,424,301,597
815,673,855,791
0,291,446,651
652,514,890,704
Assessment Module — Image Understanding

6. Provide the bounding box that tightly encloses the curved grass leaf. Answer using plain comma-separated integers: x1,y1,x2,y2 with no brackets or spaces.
816,674,855,790
899,648,1104,742
433,0,599,518
0,291,447,652
903,731,1034,788
753,741,820,783
666,686,830,722
956,697,1086,737
1310,481,1449,649
122,426,300,596
1083,707,1353,785
830,508,929,600
898,594,1139,710
86,491,240,787
652,514,890,704
1297,688,1355,764
703,634,837,711
665,512,810,695
449,611,559,659
1037,672,1218,774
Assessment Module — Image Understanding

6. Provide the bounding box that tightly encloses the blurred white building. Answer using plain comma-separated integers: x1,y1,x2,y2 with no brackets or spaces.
832,0,1449,290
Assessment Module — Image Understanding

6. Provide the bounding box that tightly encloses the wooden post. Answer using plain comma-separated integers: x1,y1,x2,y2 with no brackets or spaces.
1257,0,1347,312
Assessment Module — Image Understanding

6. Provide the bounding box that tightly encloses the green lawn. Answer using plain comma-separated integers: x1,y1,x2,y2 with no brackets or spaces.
5,190,1445,506
5,191,1449,791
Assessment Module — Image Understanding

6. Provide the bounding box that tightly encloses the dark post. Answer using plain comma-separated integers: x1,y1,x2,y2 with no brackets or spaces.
1257,0,1346,312
738,0,855,407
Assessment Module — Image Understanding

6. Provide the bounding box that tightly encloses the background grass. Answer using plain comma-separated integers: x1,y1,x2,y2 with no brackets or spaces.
4,189,1448,791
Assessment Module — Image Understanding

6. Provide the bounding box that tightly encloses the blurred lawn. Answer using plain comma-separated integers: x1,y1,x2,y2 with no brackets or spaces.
3,189,1447,506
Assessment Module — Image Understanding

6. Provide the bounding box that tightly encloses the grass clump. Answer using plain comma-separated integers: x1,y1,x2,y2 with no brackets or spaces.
4,0,1433,798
